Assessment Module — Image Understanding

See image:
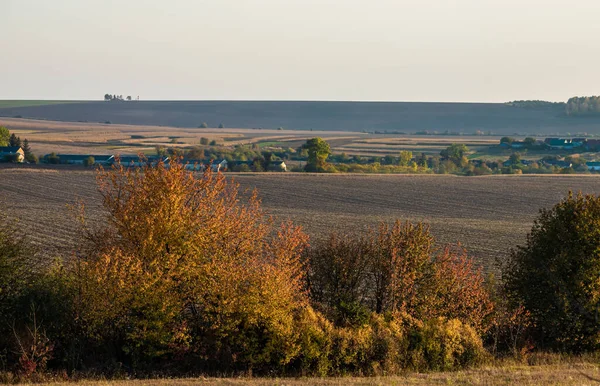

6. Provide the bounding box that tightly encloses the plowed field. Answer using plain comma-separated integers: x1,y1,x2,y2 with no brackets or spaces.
2,166,600,270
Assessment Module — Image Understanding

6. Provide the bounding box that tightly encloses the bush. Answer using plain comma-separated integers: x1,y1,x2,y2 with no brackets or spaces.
83,156,95,167
408,317,487,371
504,192,600,352
74,160,310,372
306,223,493,333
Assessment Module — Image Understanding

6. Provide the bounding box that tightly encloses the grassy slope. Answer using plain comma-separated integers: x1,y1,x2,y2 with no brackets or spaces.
1,100,597,134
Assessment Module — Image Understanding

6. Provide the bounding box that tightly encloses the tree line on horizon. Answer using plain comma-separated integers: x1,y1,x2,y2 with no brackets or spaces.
506,95,600,116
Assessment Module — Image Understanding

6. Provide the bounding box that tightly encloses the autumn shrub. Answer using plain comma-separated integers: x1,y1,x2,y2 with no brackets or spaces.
407,317,487,371
72,159,310,373
306,222,494,333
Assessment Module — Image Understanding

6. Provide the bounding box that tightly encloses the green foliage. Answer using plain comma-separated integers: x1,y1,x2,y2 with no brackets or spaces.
408,317,486,371
566,96,600,116
505,100,565,110
302,138,331,171
83,156,95,167
399,151,412,167
504,192,600,351
9,133,21,147
22,139,36,163
440,144,469,166
509,152,521,164
0,126,9,146
44,152,60,164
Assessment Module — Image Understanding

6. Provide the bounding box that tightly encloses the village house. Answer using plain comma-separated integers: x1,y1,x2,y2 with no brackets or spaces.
180,159,228,172
587,162,600,171
269,160,287,172
211,159,228,172
0,146,25,162
542,159,573,168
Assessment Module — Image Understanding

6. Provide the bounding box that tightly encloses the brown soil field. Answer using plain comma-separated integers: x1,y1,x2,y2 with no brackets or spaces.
2,167,600,271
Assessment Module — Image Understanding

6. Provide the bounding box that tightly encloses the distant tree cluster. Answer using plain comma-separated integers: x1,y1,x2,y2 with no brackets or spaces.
104,94,134,101
566,96,600,116
0,126,36,163
505,100,565,110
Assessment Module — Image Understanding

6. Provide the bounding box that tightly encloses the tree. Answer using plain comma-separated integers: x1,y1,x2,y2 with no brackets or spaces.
45,152,60,164
504,192,600,351
0,126,10,146
209,140,217,146
524,137,536,146
104,94,112,101
383,155,396,165
399,151,413,167
126,96,132,101
509,152,521,165
302,138,331,171
440,144,469,165
199,137,209,146
199,122,209,128
218,123,224,129
22,139,31,156
77,159,309,366
500,137,515,145
83,156,95,167
9,133,21,148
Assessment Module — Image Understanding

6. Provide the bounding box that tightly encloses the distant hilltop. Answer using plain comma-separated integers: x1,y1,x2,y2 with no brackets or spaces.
1,98,600,135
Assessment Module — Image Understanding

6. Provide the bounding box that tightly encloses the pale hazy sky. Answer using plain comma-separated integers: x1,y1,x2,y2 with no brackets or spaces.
2,0,599,102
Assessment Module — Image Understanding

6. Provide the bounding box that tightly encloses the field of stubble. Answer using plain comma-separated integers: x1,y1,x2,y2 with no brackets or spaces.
1,166,600,270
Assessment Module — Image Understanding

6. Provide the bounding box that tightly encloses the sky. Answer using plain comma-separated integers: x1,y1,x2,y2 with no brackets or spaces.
1,0,600,102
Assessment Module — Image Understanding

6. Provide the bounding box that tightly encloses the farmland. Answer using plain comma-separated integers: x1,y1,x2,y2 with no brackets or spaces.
0,117,523,160
2,100,600,135
2,166,599,271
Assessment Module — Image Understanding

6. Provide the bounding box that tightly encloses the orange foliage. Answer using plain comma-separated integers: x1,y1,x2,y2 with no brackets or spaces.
77,159,309,367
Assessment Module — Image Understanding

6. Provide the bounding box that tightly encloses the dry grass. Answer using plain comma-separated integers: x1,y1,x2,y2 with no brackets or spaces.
21,363,600,385
1,167,600,271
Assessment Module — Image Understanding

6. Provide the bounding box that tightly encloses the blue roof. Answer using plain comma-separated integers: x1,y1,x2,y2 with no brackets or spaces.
0,146,22,153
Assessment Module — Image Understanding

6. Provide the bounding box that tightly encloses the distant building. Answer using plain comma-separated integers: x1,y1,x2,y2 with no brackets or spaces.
587,162,600,171
546,138,571,149
0,146,25,163
210,159,228,172
56,154,114,165
542,159,573,168
117,155,168,167
269,160,287,172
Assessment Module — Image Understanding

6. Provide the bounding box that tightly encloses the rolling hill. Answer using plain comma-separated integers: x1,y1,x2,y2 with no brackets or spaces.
2,100,600,134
